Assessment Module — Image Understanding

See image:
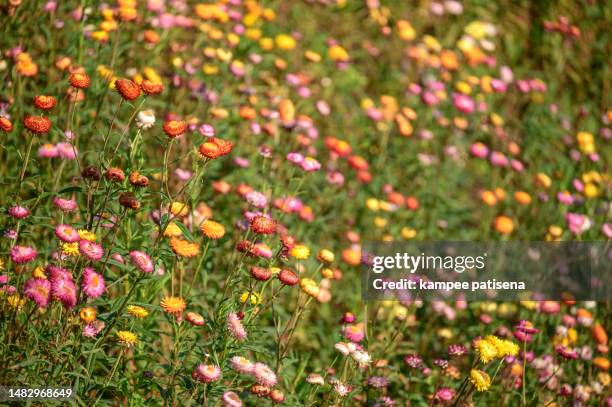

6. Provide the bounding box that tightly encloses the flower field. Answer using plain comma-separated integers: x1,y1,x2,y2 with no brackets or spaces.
0,0,610,405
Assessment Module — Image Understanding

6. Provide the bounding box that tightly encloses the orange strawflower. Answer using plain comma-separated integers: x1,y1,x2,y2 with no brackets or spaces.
23,115,51,134
163,120,187,138
33,95,57,110
69,72,90,89
200,220,226,239
160,295,186,315
169,237,200,258
0,117,13,132
140,80,164,95
115,78,141,100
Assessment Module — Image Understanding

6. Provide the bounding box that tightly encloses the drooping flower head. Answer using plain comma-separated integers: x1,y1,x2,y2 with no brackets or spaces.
227,312,247,341
126,305,149,318
470,369,491,392
222,391,242,407
186,311,205,326
129,250,154,273
169,237,200,258
115,78,141,100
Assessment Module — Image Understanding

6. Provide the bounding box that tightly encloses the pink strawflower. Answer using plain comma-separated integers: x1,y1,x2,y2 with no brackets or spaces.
8,205,30,219
46,265,72,281
404,354,423,368
11,245,37,263
603,223,612,239
557,191,574,205
129,250,154,273
81,267,105,298
24,278,51,308
230,356,254,374
55,224,80,242
452,94,475,114
192,364,222,383
53,197,78,212
448,344,468,357
56,142,77,160
79,240,104,261
199,123,215,137
300,157,321,172
565,213,591,235
83,320,105,338
286,152,304,164
51,277,77,309
245,191,268,208
556,345,578,360
222,391,242,407
489,151,509,167
38,143,59,158
435,387,455,402
342,323,365,342
252,362,277,387
227,312,247,341
470,142,489,158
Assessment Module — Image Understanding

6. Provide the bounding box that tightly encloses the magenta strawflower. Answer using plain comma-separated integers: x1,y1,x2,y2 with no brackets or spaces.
81,267,105,298
404,354,423,368
245,191,268,208
53,197,78,212
227,312,247,341
8,205,30,219
252,362,277,387
367,376,389,388
192,364,222,383
51,277,77,309
83,320,105,338
222,391,242,407
55,224,80,242
24,277,51,308
435,387,455,402
78,240,104,261
10,245,37,263
46,265,72,281
556,345,578,360
448,344,468,357
129,250,154,273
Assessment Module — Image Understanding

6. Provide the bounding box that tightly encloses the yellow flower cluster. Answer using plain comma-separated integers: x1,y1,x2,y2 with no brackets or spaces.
476,335,519,363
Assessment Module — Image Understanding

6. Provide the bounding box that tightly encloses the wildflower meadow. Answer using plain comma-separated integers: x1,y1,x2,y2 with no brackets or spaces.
0,0,610,405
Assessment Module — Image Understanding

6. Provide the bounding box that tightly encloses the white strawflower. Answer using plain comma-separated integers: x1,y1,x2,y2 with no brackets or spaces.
136,109,156,129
